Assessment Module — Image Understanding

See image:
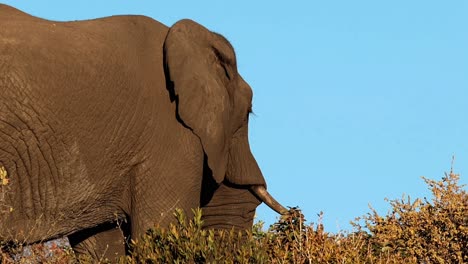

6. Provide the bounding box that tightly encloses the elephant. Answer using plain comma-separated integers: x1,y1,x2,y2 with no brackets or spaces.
0,4,287,260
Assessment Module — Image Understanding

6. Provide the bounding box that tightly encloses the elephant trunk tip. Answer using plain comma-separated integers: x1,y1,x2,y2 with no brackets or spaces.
250,185,288,215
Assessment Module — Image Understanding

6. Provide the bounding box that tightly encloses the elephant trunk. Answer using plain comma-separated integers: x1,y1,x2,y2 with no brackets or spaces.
250,185,288,215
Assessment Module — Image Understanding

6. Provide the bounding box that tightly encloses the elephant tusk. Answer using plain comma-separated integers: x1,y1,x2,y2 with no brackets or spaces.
250,185,288,215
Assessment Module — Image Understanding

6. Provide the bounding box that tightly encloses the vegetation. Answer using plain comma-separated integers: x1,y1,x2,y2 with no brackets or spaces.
1,170,466,263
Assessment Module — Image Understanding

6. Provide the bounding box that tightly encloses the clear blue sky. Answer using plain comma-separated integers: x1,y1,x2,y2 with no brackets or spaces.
3,1,467,232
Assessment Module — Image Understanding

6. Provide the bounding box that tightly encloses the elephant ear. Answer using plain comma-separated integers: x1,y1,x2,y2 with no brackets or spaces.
164,19,233,184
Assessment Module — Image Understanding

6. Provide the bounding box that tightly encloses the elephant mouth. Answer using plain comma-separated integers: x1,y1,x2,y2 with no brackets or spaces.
250,185,288,215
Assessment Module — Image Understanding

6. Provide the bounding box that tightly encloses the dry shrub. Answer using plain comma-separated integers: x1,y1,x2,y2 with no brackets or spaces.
264,209,411,263
355,170,467,263
125,208,269,263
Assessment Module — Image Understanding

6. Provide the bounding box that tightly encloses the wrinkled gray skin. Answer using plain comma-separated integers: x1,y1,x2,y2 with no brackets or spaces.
0,4,286,260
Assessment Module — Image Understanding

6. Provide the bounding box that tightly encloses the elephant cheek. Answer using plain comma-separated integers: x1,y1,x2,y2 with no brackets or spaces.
225,132,266,187
201,184,260,230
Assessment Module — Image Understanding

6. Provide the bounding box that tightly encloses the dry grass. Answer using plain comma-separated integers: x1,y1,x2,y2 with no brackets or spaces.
1,170,466,263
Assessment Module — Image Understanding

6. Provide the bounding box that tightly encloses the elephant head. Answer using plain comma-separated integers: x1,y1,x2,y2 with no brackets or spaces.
164,20,287,227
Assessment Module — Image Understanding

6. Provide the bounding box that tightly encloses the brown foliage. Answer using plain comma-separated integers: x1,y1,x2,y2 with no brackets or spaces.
355,171,467,263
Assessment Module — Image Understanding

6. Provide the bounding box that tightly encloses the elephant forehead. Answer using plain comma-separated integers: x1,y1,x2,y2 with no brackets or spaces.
238,76,253,100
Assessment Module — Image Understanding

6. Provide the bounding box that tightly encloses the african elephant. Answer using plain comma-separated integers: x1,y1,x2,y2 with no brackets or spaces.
0,4,286,260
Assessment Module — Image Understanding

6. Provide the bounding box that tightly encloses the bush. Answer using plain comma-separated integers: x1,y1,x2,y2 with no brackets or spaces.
125,208,269,263
354,170,467,263
1,170,466,263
